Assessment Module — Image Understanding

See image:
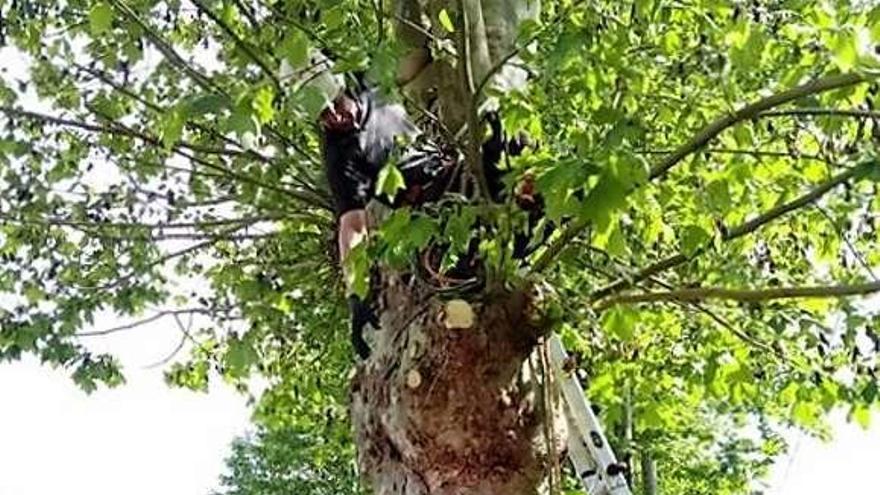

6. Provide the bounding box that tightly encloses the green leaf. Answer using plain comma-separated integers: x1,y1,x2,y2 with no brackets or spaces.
407,216,437,250
705,179,731,212
89,3,113,35
444,207,477,253
438,9,455,33
224,337,258,378
322,7,345,30
680,225,712,256
535,160,592,222
832,30,859,72
281,32,310,68
165,361,209,392
857,159,880,181
792,401,819,427
252,87,275,124
581,175,628,231
593,221,628,258
226,104,258,135
851,404,871,430
186,94,229,117
779,381,799,404
344,242,371,299
376,162,406,200
292,85,330,119
601,307,635,341
160,108,186,150
732,124,754,147
381,208,412,244
23,284,45,303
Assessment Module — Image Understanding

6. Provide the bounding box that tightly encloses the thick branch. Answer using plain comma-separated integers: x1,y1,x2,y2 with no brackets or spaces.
531,217,589,273
534,73,871,273
650,73,869,180
595,281,880,310
638,147,827,163
590,163,867,300
760,107,880,119
457,0,492,202
581,244,782,357
724,164,863,238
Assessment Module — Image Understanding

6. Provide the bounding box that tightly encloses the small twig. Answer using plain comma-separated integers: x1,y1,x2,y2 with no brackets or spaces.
256,0,328,48
676,300,783,361
230,0,261,31
143,313,197,369
814,205,879,281
190,0,280,89
110,0,318,162
75,308,214,337
74,62,327,201
109,0,220,93
79,225,247,292
400,92,456,144
392,12,441,44
73,62,279,166
0,105,231,156
0,213,282,230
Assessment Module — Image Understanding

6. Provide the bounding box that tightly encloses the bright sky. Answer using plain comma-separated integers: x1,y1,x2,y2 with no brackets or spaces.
0,316,251,495
766,411,880,494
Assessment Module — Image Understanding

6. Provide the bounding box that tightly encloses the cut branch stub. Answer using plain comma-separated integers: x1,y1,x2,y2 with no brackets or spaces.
350,273,563,495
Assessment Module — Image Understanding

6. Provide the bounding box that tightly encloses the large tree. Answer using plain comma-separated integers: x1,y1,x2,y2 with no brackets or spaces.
2,1,880,493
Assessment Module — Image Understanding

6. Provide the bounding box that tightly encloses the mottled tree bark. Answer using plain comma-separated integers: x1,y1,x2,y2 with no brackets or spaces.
350,274,565,494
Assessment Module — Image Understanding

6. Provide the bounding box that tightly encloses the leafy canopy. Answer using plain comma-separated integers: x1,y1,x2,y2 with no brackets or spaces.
2,0,880,493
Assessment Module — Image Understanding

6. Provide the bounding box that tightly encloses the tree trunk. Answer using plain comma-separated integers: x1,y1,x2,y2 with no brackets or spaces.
351,2,551,492
350,273,565,494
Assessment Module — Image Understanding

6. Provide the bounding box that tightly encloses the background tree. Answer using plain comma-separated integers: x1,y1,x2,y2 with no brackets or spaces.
1,0,880,493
